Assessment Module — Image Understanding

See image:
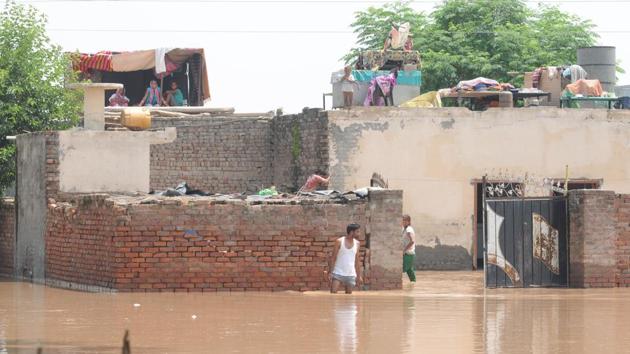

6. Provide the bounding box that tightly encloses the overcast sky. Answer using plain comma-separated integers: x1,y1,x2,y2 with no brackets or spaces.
18,0,630,113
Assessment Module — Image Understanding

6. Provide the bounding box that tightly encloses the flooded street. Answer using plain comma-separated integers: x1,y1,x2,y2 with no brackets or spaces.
1,272,630,353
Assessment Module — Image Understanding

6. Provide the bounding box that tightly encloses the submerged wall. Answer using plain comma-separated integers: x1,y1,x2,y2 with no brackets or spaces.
569,190,630,287
44,190,402,292
327,107,630,270
0,198,15,276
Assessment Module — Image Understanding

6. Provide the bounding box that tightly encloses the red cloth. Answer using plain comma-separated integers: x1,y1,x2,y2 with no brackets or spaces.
565,79,603,97
72,51,113,73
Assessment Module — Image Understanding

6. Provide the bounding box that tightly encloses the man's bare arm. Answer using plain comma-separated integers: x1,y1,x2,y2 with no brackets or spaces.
355,241,362,283
329,239,341,274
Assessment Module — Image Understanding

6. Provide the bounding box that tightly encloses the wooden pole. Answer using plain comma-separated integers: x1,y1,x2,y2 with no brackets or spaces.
160,77,164,105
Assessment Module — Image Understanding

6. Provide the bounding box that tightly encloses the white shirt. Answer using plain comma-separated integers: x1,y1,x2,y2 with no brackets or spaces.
342,74,355,93
402,226,416,255
333,237,359,277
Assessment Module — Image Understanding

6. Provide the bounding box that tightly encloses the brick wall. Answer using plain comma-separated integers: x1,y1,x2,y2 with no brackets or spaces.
615,194,630,286
46,196,120,288
367,190,403,289
45,133,60,201
43,190,402,292
0,198,15,276
271,109,329,192
569,190,630,288
150,116,273,194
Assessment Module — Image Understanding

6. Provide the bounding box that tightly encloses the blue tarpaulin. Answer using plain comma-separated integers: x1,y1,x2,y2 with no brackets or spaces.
352,70,421,86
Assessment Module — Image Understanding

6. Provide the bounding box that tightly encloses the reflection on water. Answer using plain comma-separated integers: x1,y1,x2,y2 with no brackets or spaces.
1,272,629,353
334,300,357,353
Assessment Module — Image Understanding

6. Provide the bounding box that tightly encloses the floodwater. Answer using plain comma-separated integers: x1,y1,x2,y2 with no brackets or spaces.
1,272,630,354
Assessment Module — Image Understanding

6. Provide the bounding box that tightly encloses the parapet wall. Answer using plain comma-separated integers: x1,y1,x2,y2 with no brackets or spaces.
150,116,272,193
45,189,402,292
569,190,630,287
150,109,330,194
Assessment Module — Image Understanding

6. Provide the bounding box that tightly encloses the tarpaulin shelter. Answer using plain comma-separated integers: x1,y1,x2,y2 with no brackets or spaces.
71,48,211,106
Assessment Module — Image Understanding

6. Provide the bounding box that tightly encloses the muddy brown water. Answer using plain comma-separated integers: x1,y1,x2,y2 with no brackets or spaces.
1,272,630,353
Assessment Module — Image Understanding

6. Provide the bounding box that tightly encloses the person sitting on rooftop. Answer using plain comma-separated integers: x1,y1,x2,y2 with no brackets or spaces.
301,171,331,192
163,81,185,106
139,80,161,107
108,87,129,107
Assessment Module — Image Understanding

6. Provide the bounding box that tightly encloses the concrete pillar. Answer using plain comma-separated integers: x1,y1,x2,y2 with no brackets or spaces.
67,83,123,130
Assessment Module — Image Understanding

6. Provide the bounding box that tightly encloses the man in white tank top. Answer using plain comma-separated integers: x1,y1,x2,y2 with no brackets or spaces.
329,223,362,294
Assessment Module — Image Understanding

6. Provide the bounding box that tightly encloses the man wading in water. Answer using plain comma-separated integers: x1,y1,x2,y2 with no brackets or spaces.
329,223,362,294
402,214,416,283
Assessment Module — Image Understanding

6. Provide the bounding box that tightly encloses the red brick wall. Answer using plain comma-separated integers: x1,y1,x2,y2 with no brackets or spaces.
569,190,630,288
367,190,403,290
0,198,15,276
615,194,630,287
44,191,402,292
46,197,118,288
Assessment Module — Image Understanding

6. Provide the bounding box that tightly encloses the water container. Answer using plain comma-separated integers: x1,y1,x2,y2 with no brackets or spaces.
121,107,151,130
578,46,616,92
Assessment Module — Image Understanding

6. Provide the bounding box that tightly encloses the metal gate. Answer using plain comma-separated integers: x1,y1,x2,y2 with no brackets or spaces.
484,188,569,288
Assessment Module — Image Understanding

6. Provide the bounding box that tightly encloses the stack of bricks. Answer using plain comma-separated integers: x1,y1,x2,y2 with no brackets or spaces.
43,191,402,292
0,198,15,276
569,190,621,287
615,193,630,287
150,116,273,194
271,109,330,192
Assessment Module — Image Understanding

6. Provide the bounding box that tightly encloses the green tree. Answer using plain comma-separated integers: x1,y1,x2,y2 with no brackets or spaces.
346,0,600,91
0,1,81,195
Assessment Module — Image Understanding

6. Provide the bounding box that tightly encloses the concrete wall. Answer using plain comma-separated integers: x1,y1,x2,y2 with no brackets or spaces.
16,133,48,280
0,198,15,276
44,190,402,292
327,107,630,270
59,129,175,193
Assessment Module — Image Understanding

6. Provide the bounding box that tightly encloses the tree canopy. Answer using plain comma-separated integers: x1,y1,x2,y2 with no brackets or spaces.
346,0,600,91
0,1,81,195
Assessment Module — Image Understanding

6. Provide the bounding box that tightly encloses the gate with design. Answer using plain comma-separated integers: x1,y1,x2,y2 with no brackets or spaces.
483,183,569,288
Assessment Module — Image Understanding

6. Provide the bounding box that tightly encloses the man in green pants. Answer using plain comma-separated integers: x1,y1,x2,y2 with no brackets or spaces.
402,214,416,282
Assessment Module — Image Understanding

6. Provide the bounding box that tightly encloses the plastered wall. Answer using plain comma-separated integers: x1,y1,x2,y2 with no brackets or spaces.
328,107,630,269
